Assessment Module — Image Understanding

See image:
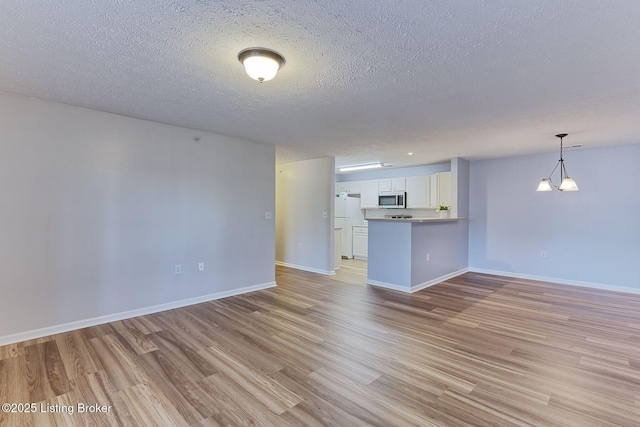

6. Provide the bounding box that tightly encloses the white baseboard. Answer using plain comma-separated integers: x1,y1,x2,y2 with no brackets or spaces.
0,281,277,347
468,268,640,295
275,261,336,276
366,279,411,293
367,268,468,294
411,268,469,293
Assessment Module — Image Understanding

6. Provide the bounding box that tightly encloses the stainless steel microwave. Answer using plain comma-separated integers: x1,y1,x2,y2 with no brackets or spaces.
378,192,406,209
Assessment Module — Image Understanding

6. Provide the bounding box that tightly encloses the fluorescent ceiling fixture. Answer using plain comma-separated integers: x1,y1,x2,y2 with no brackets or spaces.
339,162,383,172
536,133,579,192
238,48,285,83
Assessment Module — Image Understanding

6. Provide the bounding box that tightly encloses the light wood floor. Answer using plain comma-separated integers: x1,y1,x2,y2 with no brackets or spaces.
2,264,640,426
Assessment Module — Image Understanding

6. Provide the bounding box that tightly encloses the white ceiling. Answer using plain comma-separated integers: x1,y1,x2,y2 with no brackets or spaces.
1,1,639,171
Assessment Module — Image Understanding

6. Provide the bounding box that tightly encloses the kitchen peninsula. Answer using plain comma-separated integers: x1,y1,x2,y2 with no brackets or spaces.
366,217,468,293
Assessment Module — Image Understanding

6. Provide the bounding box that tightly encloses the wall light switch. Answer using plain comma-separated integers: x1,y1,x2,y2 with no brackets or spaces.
322,211,328,218
264,211,272,220
198,262,205,272
174,264,182,275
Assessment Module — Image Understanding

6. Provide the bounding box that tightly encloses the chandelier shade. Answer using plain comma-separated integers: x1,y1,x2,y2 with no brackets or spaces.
536,134,579,192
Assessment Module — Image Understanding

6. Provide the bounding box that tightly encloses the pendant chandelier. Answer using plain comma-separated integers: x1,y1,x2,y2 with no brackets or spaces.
536,133,579,192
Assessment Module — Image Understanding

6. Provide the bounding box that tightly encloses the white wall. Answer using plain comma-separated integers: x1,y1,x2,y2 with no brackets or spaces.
0,92,276,342
276,157,335,275
469,143,640,291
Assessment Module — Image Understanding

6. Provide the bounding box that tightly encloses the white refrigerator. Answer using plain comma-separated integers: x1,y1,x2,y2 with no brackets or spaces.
334,193,365,259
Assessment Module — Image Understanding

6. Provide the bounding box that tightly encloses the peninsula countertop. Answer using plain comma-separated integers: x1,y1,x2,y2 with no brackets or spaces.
365,217,467,223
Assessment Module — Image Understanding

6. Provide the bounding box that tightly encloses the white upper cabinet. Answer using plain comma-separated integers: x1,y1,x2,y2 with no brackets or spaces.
379,177,405,193
353,172,451,210
406,176,430,208
378,178,392,193
392,177,406,192
336,181,363,195
348,181,362,195
429,172,452,208
360,180,379,208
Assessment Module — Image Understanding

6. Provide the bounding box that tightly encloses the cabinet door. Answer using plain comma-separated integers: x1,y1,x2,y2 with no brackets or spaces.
392,177,406,192
429,174,438,208
348,181,362,195
438,172,452,207
406,176,430,208
378,178,392,193
360,180,379,208
429,172,452,208
353,231,368,260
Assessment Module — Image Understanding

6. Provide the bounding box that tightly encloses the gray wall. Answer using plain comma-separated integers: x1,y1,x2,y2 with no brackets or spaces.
469,143,640,289
367,220,468,292
367,221,413,287
276,157,335,274
411,221,468,287
451,158,470,218
0,92,276,341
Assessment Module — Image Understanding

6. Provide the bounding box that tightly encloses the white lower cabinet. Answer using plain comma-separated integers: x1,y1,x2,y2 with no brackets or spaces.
352,226,368,260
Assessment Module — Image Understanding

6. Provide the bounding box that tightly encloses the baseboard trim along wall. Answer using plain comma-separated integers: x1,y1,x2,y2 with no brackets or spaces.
468,268,640,295
367,269,468,294
411,269,469,293
275,261,336,276
366,279,412,293
0,281,277,347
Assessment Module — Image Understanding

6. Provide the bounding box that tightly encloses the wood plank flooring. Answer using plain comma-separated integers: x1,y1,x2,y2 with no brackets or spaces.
2,262,640,426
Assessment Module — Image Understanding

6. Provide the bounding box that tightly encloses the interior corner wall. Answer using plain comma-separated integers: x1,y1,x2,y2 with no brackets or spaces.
451,157,470,218
468,143,640,290
276,157,335,275
0,92,276,341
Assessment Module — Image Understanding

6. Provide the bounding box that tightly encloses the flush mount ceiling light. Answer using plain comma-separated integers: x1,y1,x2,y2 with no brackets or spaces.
536,133,579,192
339,162,384,172
238,48,285,82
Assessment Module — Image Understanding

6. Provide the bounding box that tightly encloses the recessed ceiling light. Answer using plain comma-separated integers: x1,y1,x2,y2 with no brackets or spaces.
406,152,414,156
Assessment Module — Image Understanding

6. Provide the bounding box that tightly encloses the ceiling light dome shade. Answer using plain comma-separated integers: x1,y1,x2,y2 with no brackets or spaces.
536,178,553,192
559,177,579,191
238,48,285,82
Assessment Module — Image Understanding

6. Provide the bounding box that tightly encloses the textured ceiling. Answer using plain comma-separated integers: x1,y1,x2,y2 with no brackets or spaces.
1,1,639,171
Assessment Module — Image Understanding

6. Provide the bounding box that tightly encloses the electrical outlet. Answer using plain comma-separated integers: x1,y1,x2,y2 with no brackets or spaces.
322,211,328,218
198,262,205,272
426,253,431,262
541,250,547,258
264,211,272,220
298,243,302,250
174,264,182,275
